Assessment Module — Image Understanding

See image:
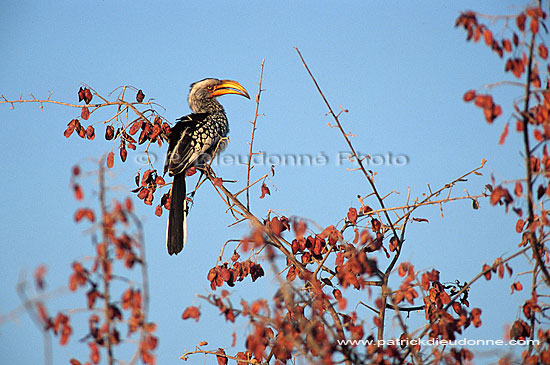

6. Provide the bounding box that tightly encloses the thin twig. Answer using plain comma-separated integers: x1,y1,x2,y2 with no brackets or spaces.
246,59,266,210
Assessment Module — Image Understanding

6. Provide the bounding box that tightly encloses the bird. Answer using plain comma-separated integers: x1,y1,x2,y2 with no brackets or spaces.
163,78,250,255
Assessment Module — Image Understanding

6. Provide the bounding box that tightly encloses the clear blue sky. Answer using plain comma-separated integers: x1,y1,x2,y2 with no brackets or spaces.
0,1,534,364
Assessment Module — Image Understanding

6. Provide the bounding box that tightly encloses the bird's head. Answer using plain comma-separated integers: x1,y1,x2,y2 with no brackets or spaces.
188,78,250,113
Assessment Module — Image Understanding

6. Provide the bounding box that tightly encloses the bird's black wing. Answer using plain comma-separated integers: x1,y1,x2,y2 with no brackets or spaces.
164,113,209,176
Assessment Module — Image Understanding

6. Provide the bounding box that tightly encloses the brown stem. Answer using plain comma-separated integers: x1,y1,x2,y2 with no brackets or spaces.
521,31,550,286
99,160,114,365
16,278,53,365
246,59,266,210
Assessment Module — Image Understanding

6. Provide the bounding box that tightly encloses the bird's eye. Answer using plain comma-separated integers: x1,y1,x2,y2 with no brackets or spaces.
207,86,213,90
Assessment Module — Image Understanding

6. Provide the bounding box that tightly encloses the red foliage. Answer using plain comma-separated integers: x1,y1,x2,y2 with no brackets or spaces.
182,306,201,322
259,183,270,199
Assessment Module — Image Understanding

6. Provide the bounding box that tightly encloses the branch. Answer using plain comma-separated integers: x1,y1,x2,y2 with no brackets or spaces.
520,30,550,286
246,59,266,210
16,274,53,365
98,160,114,365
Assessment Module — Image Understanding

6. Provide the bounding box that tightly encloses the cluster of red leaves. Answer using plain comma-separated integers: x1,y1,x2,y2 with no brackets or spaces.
207,260,264,290
421,269,482,342
121,288,146,333
527,90,550,143
463,90,502,124
508,291,550,362
132,169,166,209
31,270,75,347
85,312,120,347
249,294,333,362
129,115,169,146
68,262,89,291
78,87,93,104
209,274,367,363
335,243,378,290
104,116,170,169
64,119,96,140
66,176,157,364
459,8,550,138
37,306,73,346
394,262,418,305
456,9,547,66
482,257,514,281
488,184,514,212
239,227,267,252
290,235,328,268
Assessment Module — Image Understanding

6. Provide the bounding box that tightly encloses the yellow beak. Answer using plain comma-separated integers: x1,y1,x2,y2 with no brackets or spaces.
211,80,250,99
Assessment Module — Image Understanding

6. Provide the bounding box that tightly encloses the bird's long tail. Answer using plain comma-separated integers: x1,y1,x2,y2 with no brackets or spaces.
167,173,187,255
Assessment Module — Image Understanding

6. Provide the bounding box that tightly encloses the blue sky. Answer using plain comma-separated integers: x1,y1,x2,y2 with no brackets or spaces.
0,1,535,364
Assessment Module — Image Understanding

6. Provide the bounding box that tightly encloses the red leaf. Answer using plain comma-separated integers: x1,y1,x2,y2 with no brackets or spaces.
389,236,399,252
513,181,522,198
155,205,163,217
186,167,197,176
498,123,509,145
213,177,223,186
106,152,115,168
74,184,84,201
141,170,152,186
483,264,492,280
34,265,47,290
371,218,381,232
89,342,100,364
136,89,145,103
483,28,493,46
129,120,143,135
105,125,115,140
516,219,525,233
502,39,512,53
83,88,93,104
85,125,95,140
138,188,148,200
74,208,95,222
144,188,154,205
125,197,133,212
398,263,408,277
539,44,548,59
64,119,78,138
216,348,228,365
155,176,165,185
64,126,75,138
516,13,526,31
182,306,201,321
463,90,476,102
75,121,85,138
474,94,492,109
347,207,358,224
511,281,523,293
259,183,270,199
81,107,90,120
120,146,127,162
530,18,539,34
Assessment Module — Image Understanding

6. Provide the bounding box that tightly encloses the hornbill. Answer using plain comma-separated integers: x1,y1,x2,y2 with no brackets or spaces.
163,78,250,255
